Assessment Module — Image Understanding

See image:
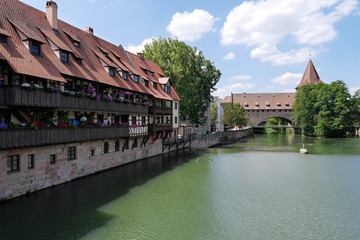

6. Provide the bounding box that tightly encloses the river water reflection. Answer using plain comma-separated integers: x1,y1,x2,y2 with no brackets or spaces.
1,134,360,239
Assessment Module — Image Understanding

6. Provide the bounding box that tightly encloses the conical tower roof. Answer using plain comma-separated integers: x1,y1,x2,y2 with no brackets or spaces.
296,60,324,89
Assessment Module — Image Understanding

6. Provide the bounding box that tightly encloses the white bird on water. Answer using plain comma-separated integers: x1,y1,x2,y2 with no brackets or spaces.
300,144,308,154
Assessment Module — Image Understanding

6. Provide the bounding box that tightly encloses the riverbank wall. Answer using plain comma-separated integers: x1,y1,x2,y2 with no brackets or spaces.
190,128,254,148
0,129,253,201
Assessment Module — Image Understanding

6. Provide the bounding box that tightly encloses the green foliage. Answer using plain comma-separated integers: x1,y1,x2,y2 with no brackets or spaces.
210,103,218,126
265,118,288,133
266,118,279,125
292,80,356,137
222,102,248,129
143,37,221,126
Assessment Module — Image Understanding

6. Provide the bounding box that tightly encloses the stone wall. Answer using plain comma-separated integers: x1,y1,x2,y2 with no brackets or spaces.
191,128,254,148
0,137,163,201
0,128,253,201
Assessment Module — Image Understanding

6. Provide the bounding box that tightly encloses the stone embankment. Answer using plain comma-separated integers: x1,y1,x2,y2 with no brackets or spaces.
191,128,254,148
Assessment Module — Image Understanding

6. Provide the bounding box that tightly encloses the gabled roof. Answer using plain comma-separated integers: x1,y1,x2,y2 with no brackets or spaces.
296,59,325,89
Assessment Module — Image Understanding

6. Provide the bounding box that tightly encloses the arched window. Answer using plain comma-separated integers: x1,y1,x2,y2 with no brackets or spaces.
115,140,120,152
103,141,109,154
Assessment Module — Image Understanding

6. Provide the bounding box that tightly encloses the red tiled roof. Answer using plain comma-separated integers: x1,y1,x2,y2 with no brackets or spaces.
7,18,45,43
62,29,81,42
296,59,325,88
127,51,180,101
39,28,73,53
221,93,295,110
0,0,181,100
0,27,11,37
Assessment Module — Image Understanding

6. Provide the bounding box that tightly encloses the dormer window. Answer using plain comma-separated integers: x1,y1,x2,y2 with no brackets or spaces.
144,80,149,87
30,40,41,56
150,72,154,76
285,103,290,107
75,58,82,65
134,75,139,83
109,67,115,77
61,51,69,64
153,82,157,89
73,41,80,47
123,71,128,80
266,103,270,107
143,69,148,74
0,34,8,44
277,103,281,107
164,85,171,94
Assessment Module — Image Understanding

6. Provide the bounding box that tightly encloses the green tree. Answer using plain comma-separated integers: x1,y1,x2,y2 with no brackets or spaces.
292,80,355,137
222,102,248,129
351,89,360,125
143,37,221,126
292,83,319,136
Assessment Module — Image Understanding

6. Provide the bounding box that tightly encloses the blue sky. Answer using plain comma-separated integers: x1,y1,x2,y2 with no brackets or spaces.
22,0,360,98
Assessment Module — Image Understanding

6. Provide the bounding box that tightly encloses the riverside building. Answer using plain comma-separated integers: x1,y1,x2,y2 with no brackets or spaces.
0,0,180,200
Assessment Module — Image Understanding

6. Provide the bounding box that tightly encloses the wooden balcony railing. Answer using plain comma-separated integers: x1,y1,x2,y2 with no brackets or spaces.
129,126,148,137
148,106,172,115
3,85,61,108
1,86,148,115
0,126,130,150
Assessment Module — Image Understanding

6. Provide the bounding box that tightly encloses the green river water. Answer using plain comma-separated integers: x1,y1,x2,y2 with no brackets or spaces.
1,134,360,239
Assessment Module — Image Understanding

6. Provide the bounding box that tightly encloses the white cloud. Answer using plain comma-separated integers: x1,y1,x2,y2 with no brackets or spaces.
221,0,357,65
350,87,360,95
125,37,155,54
223,52,236,60
227,75,252,82
213,83,256,98
167,9,216,42
271,72,303,86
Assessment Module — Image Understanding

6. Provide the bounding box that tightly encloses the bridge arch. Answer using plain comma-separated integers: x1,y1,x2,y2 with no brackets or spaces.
246,110,293,126
258,116,292,126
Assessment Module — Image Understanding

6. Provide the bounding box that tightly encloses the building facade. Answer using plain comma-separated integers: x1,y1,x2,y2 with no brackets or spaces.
0,0,180,200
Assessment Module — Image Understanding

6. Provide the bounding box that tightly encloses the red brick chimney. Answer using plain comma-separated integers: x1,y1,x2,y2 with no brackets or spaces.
85,26,94,35
137,52,145,60
46,1,58,30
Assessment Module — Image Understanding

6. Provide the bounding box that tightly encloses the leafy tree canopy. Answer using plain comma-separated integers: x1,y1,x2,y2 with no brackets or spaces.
292,80,357,137
143,37,221,127
222,102,248,129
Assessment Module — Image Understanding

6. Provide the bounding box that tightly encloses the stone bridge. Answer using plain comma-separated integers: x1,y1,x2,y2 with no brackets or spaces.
246,109,293,126
221,93,295,126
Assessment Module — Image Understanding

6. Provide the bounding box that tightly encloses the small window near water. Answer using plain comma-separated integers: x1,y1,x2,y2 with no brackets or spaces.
50,154,56,165
7,155,20,172
67,146,76,160
28,154,34,169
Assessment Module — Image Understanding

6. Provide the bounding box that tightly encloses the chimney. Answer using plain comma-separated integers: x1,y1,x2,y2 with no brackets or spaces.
137,52,145,60
231,93,233,103
85,26,94,35
46,1,58,30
